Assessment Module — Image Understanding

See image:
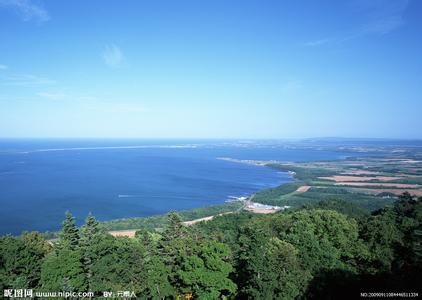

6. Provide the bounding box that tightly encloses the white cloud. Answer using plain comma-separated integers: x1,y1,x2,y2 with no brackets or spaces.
0,64,8,70
37,91,68,100
281,80,303,92
102,44,124,68
37,91,99,102
360,0,409,35
303,38,332,47
305,0,410,47
0,0,50,22
107,103,148,113
1,74,55,86
77,95,97,101
80,99,149,113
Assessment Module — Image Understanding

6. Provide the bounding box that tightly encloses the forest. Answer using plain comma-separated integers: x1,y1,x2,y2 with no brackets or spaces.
0,193,421,299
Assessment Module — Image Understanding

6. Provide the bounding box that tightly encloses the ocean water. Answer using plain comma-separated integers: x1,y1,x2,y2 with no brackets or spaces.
0,139,357,235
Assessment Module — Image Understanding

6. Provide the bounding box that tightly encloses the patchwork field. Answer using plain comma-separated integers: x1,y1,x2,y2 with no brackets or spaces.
251,148,422,210
318,175,406,182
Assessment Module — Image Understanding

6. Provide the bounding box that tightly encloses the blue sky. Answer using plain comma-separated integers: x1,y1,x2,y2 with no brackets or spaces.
0,0,421,139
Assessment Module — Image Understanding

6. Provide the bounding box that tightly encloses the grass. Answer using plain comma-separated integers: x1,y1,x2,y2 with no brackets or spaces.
389,177,422,185
267,163,337,183
101,202,243,231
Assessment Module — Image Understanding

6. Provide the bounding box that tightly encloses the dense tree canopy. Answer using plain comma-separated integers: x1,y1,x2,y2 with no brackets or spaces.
0,195,420,299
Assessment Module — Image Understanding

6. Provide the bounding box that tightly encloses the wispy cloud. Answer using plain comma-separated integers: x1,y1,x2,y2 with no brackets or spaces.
360,0,409,34
37,91,68,100
77,95,97,101
305,0,410,47
1,74,55,86
281,80,303,92
0,64,8,70
0,0,50,22
102,44,124,68
85,101,149,114
303,38,332,47
37,91,99,102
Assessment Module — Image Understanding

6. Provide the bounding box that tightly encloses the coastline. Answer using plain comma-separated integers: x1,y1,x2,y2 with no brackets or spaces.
100,158,294,232
3,155,293,237
101,161,293,233
15,149,422,238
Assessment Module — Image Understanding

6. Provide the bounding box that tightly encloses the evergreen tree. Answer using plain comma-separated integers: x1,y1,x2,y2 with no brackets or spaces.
80,213,101,290
89,235,147,295
162,212,187,241
0,234,49,290
237,226,308,299
160,212,190,267
135,229,153,249
144,255,175,299
40,249,87,292
176,240,237,298
361,208,403,273
81,213,100,243
58,211,80,251
21,231,52,256
412,229,422,264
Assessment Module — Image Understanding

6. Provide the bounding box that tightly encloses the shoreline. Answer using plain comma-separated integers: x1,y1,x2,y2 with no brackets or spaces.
100,158,295,233
2,155,293,237
10,150,422,237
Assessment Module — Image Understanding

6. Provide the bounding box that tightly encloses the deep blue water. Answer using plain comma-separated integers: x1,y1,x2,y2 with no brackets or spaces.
0,139,358,235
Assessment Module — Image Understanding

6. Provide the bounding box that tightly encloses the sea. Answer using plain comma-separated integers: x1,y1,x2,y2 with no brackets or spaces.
0,139,359,235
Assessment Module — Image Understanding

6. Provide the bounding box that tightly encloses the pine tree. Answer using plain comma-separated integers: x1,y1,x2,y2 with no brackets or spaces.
163,212,187,241
58,211,80,251
176,240,237,298
40,249,87,292
80,213,100,290
80,213,100,245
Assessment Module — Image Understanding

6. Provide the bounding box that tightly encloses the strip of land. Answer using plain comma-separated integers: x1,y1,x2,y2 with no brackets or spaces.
109,213,231,238
319,175,406,182
243,153,422,211
109,229,138,238
296,185,311,192
183,212,233,225
334,182,419,188
108,201,283,237
102,147,422,235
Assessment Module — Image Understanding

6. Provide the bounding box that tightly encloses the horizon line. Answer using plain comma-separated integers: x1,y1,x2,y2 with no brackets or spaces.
0,136,422,141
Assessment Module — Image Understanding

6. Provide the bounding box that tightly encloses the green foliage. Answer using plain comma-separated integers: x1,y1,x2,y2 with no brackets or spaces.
58,211,80,251
194,212,259,255
272,209,367,274
102,202,242,231
160,212,190,269
412,229,422,264
391,193,422,270
252,182,301,204
89,235,147,294
21,231,52,255
163,212,188,241
0,233,50,290
360,208,403,273
303,198,370,220
267,163,336,182
80,213,101,290
389,177,422,184
40,249,87,292
237,226,308,299
176,240,237,298
1,193,421,298
144,255,175,299
255,183,394,211
158,212,237,298
80,213,101,243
